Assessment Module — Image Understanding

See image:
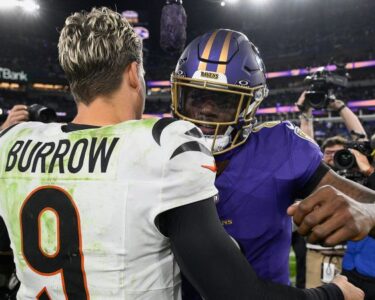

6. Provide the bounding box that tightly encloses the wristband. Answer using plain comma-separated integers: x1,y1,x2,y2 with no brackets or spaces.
299,113,313,121
336,104,346,113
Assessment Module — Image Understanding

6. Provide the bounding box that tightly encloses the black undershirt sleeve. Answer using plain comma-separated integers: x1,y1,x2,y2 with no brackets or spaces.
0,217,11,252
158,198,344,300
296,162,330,199
366,172,375,191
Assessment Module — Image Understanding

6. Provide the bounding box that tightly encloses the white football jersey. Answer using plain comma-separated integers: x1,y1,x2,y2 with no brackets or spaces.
0,118,218,300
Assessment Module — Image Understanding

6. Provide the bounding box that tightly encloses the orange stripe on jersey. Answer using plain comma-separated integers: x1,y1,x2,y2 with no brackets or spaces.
198,31,219,71
36,287,52,299
216,31,233,74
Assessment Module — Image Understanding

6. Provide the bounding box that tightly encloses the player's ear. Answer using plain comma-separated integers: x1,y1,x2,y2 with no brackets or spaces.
127,61,141,91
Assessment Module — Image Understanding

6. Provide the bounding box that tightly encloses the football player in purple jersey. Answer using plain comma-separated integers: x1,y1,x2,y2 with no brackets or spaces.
171,29,375,292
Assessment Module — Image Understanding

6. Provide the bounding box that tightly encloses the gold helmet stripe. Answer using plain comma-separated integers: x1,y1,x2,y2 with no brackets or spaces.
198,30,219,71
216,31,233,74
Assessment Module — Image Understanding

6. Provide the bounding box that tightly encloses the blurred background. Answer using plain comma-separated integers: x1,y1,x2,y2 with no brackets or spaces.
0,0,374,142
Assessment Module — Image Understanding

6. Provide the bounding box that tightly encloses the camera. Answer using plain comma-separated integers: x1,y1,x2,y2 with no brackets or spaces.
28,104,57,123
333,141,373,184
334,141,372,170
333,141,372,181
304,68,348,109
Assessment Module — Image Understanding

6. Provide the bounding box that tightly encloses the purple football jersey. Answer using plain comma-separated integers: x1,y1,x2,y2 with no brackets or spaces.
215,121,323,284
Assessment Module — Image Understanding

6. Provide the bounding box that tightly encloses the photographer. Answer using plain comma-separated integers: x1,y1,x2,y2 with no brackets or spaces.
296,91,375,299
0,105,29,131
321,136,348,168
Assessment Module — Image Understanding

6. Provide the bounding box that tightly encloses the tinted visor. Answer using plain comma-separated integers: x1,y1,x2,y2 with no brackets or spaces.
178,86,243,124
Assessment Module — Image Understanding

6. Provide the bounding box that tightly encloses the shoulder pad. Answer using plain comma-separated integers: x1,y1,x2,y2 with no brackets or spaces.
283,121,318,145
152,118,211,161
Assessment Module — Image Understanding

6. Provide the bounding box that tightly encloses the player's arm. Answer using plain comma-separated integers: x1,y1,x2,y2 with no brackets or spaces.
289,163,375,244
158,197,360,300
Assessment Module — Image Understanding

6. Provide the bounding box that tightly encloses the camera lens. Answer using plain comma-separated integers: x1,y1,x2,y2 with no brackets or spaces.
305,91,327,109
333,149,356,170
28,104,57,123
38,108,57,123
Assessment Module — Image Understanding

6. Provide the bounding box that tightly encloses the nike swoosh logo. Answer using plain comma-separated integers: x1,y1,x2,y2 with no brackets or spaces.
201,164,217,172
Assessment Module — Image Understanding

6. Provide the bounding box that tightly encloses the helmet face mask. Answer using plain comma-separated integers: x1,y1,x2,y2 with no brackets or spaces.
171,29,268,155
179,85,243,123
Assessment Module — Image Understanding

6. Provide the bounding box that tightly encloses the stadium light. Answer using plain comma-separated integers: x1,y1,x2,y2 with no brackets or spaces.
23,0,40,13
0,0,18,9
0,0,40,13
248,0,270,5
219,0,239,6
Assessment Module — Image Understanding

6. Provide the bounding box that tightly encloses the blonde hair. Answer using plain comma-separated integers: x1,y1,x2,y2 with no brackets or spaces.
58,7,143,104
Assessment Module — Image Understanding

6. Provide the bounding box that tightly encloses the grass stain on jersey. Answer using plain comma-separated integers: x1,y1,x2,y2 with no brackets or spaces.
0,119,160,272
40,210,58,256
1,181,28,270
125,118,158,129
88,241,106,255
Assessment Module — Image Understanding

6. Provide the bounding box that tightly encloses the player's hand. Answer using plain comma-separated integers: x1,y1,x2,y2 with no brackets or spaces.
348,148,374,176
287,185,375,245
0,105,29,131
332,275,364,300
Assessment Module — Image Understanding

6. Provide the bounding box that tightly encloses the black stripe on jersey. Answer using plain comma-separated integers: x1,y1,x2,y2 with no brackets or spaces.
0,123,19,138
152,118,178,145
185,127,203,139
170,141,211,160
295,162,330,199
61,123,99,133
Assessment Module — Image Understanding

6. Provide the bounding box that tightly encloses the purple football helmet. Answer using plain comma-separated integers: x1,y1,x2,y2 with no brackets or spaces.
171,29,268,154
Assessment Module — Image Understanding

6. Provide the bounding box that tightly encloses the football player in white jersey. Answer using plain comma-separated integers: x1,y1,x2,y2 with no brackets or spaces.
0,7,363,300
